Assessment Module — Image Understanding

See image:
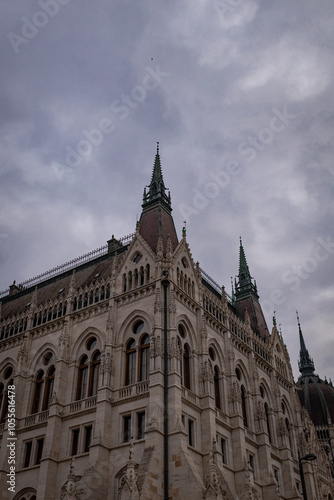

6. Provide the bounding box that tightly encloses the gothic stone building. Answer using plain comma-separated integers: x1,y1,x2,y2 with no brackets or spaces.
0,147,333,499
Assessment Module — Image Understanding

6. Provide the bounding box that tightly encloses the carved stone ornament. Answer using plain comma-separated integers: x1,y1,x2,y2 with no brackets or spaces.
156,235,164,258
277,418,287,437
203,442,227,499
58,325,69,349
166,235,173,258
106,305,114,330
169,288,177,313
17,335,28,361
254,401,264,422
200,360,213,383
201,316,208,338
154,288,162,313
229,382,241,403
60,458,81,500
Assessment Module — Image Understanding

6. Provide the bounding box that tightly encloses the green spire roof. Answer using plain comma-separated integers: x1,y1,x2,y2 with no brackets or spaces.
297,312,315,376
235,237,258,299
142,142,171,213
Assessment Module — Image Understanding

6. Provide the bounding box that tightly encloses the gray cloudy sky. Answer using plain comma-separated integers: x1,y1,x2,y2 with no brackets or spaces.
1,0,333,380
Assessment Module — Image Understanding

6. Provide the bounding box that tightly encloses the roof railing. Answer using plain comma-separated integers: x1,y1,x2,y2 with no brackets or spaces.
200,267,233,303
0,232,135,298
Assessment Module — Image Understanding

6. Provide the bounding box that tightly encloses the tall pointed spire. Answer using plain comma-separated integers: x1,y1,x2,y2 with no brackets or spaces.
234,238,268,339
235,237,258,299
142,142,171,214
297,312,315,376
138,144,178,255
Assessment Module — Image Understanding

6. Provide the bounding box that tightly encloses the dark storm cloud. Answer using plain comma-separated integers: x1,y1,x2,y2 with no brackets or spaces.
0,0,333,379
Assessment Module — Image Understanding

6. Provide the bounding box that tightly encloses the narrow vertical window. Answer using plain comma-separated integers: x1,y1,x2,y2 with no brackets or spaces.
23,441,33,468
221,437,226,464
0,383,4,423
241,385,248,428
140,266,144,286
285,418,293,451
42,365,55,411
137,412,145,439
0,383,8,423
84,425,92,452
31,370,44,414
71,428,80,456
76,355,88,400
35,438,44,465
139,334,150,381
183,344,191,390
264,403,272,442
125,339,136,386
89,351,101,396
188,418,194,447
123,415,132,443
214,366,221,409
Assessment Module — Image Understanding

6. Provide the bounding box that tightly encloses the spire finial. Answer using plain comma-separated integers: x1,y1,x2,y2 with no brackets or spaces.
157,141,159,154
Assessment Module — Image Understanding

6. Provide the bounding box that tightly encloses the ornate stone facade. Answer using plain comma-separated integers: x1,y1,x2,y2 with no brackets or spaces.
0,148,333,499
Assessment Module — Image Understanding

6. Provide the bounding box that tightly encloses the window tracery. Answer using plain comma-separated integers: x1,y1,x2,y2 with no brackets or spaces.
75,336,101,400
124,320,150,386
31,352,55,414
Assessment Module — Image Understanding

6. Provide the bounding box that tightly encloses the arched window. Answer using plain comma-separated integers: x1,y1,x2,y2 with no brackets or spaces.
76,337,101,400
89,350,101,396
30,352,55,414
31,370,44,414
214,366,221,409
42,365,55,411
140,267,144,286
124,320,151,386
241,385,248,427
125,339,136,386
139,334,150,381
183,343,191,390
76,355,89,400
